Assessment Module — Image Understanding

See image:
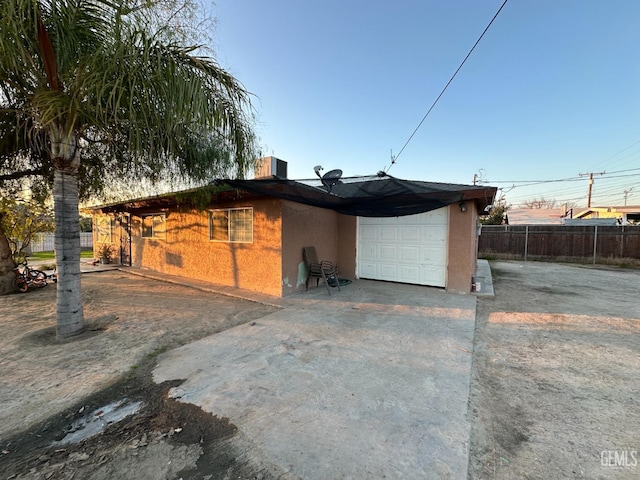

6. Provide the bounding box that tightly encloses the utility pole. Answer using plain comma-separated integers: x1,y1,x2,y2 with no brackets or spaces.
579,171,605,208
623,187,634,206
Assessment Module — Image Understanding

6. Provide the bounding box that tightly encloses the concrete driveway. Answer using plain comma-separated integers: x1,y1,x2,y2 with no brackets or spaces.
153,280,477,479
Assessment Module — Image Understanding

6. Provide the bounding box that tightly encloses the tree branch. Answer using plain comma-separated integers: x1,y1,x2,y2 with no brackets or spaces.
0,168,43,181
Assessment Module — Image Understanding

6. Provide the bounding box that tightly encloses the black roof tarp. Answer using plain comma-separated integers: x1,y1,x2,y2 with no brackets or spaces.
89,174,496,216
224,174,489,217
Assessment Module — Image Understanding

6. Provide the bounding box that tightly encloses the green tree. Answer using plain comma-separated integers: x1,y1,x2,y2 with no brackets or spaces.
79,216,93,233
480,195,509,225
0,198,54,261
0,0,257,337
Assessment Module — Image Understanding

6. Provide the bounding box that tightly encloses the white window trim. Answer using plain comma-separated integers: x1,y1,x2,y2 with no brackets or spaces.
96,216,114,243
209,207,253,243
141,213,166,239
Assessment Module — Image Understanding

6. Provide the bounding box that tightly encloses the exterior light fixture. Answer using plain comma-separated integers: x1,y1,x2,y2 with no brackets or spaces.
459,202,467,213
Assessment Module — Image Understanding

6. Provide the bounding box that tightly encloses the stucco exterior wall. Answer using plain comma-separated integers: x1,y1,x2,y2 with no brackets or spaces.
281,201,340,295
129,198,284,297
446,203,479,294
336,214,357,278
95,197,482,298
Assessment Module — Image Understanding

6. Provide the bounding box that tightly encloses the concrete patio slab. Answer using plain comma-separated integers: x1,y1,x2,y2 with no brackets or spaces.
473,259,494,297
154,280,477,479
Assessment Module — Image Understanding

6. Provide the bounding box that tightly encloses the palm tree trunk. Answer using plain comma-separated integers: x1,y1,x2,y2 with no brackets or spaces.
53,169,84,338
0,215,16,295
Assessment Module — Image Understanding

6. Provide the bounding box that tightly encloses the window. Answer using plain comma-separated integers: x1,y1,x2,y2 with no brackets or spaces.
96,216,114,243
209,208,253,243
141,213,166,239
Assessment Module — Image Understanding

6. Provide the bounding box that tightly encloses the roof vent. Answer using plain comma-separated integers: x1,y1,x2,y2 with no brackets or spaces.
254,156,287,179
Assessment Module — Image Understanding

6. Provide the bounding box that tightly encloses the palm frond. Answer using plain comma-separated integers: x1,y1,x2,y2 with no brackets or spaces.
1,0,258,190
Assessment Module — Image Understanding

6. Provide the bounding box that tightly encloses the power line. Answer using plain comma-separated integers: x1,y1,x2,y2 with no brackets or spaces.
484,168,640,185
588,139,640,171
505,182,640,207
386,0,510,171
591,176,639,192
498,174,640,200
484,176,583,186
491,169,640,207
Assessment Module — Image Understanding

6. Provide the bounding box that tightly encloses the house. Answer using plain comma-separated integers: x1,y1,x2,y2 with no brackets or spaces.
572,206,640,225
89,157,497,296
504,208,569,225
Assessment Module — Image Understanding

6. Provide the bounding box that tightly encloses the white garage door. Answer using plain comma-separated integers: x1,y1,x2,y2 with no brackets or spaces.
357,208,448,287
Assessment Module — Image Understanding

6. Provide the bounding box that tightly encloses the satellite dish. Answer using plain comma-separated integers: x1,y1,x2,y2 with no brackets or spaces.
321,169,343,191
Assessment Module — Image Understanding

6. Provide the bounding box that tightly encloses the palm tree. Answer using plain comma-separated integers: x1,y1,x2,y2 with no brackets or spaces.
0,1,257,337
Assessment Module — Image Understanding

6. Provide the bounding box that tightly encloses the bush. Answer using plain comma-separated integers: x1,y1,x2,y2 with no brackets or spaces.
96,243,114,260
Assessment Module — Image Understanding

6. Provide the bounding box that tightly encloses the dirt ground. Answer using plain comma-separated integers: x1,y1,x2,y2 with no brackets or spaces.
0,263,638,479
468,261,640,480
0,271,282,479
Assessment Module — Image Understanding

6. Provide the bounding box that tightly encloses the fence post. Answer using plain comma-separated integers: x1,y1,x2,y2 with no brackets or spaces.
524,225,529,261
593,225,598,265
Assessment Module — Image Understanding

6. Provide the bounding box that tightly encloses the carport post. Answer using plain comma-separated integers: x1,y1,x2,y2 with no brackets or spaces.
593,225,598,265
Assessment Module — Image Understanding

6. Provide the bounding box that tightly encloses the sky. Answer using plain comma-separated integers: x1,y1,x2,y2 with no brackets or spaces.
208,0,640,208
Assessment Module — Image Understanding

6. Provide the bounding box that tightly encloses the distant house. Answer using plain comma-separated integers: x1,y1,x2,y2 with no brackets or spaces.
505,208,568,225
88,157,497,296
572,206,640,225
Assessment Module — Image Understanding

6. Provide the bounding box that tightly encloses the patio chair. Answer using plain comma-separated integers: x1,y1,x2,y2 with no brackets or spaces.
303,246,340,295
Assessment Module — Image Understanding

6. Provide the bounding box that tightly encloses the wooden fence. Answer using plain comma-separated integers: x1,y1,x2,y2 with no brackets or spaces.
478,225,640,263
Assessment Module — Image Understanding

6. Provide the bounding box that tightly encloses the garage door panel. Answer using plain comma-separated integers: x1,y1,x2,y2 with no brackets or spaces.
378,264,397,280
359,262,378,277
400,226,420,242
423,209,447,224
398,265,421,283
379,245,398,261
379,227,398,241
359,246,378,262
399,246,421,263
357,208,448,288
421,266,446,285
422,227,446,242
360,225,378,241
421,247,447,266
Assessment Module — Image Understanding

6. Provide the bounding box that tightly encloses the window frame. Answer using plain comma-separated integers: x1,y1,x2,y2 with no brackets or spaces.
208,207,254,243
96,216,114,243
141,213,167,239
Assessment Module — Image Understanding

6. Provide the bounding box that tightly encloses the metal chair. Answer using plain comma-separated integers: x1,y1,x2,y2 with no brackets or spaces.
303,246,340,295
